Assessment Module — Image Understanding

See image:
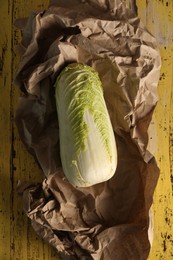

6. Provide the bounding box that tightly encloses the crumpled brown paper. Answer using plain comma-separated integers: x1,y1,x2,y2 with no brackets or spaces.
15,0,161,259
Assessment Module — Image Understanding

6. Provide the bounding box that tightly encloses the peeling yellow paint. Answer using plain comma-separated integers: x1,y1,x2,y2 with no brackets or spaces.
137,0,173,259
0,1,60,259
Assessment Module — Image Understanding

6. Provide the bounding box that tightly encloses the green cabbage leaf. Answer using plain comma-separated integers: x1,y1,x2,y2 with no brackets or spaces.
55,63,117,187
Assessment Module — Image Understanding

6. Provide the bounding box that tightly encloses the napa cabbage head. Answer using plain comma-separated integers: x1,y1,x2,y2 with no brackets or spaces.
55,63,117,187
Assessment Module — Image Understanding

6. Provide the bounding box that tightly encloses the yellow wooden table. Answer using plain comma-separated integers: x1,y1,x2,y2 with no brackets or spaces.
0,0,172,259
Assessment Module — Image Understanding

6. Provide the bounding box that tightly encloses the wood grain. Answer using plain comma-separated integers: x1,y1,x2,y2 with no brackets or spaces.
0,0,173,259
136,0,173,259
0,1,60,259
0,1,12,259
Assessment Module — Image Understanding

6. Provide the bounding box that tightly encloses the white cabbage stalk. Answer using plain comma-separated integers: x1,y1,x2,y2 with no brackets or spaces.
55,63,117,187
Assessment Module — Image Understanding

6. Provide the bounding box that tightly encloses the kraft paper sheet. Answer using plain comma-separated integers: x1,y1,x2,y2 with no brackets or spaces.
15,0,161,259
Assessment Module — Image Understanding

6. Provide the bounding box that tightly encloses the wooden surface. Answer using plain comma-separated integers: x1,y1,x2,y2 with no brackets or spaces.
0,1,58,259
136,1,173,259
0,0,172,259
